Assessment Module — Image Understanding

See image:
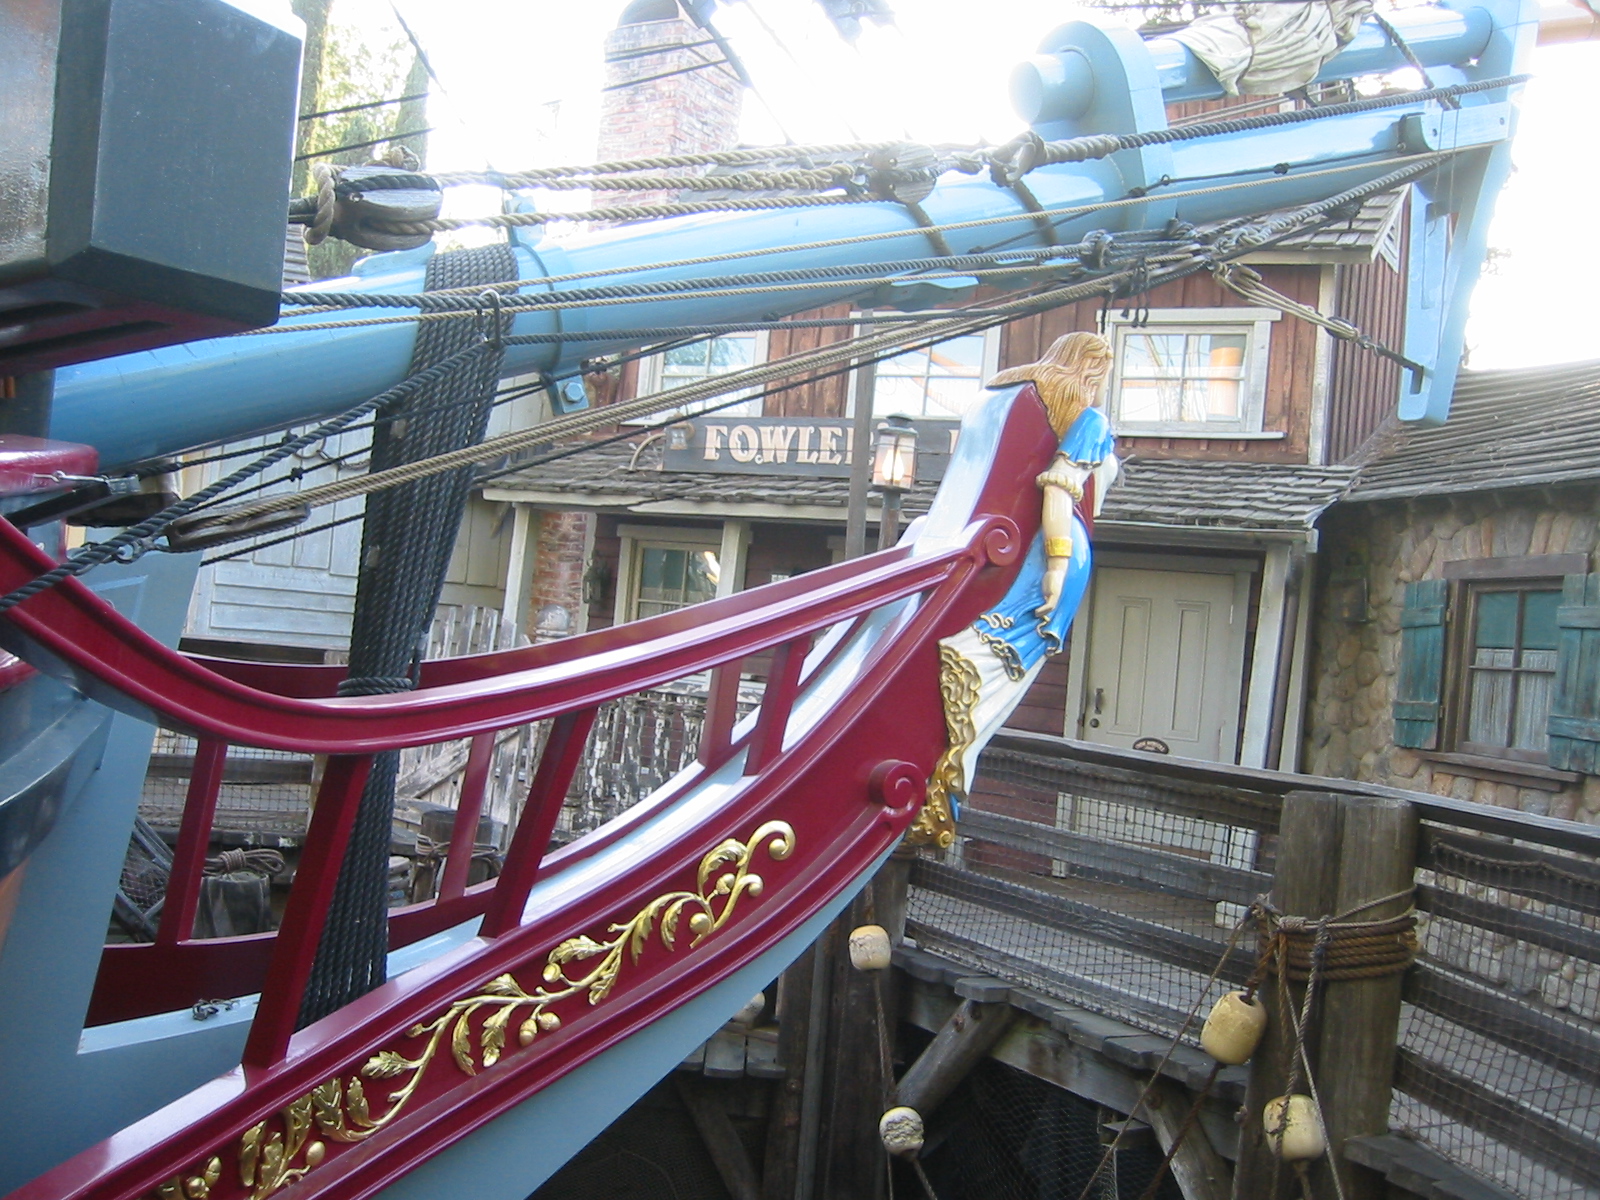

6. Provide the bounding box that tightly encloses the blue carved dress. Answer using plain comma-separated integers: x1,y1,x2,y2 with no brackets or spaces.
970,406,1115,680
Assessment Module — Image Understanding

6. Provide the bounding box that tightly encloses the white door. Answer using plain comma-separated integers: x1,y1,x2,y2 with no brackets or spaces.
1067,565,1252,870
1079,566,1245,761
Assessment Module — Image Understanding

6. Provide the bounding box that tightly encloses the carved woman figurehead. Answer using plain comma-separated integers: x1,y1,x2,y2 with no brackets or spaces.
986,332,1113,437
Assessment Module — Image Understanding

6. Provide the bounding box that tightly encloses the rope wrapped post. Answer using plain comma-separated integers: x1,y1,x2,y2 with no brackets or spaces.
1235,791,1343,1200
1316,796,1418,1200
1234,792,1419,1200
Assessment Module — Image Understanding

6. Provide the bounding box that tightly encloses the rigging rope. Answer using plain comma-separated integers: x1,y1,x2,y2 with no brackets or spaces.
278,154,1452,311
298,243,517,1028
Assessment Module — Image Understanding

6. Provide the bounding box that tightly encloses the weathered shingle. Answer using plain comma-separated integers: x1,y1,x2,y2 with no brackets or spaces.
486,436,1355,534
1345,358,1600,502
1101,458,1355,531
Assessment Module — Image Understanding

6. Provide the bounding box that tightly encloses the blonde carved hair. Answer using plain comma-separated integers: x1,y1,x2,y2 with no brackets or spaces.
986,332,1113,437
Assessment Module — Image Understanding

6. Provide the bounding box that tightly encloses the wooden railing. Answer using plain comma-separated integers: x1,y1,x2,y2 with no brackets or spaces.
918,732,1600,1200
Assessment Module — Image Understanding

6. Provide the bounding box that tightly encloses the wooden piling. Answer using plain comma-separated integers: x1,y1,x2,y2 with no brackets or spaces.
1317,795,1418,1200
1234,790,1344,1200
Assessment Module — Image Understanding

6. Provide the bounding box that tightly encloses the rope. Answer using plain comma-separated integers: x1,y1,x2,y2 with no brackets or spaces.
1211,262,1429,383
177,267,1171,531
297,243,516,1028
992,74,1526,183
0,342,490,615
166,164,1421,552
205,848,286,876
274,154,1460,313
1262,909,1418,982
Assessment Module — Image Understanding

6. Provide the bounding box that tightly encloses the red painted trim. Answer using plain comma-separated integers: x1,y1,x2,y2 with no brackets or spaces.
242,755,373,1067
0,434,98,495
744,635,808,776
437,734,493,903
480,707,597,939
157,739,229,946
0,525,973,754
698,663,741,770
15,387,1061,1200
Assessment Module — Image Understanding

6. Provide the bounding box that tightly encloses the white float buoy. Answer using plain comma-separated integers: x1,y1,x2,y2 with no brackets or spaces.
849,924,892,971
1200,990,1267,1065
879,1105,925,1155
1263,1094,1325,1160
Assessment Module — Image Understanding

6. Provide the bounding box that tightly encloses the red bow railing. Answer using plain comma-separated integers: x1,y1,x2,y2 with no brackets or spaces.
0,386,1055,1200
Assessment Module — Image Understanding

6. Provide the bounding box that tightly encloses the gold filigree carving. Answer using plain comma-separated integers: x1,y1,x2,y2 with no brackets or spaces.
911,644,981,848
234,821,797,1197
149,1157,221,1200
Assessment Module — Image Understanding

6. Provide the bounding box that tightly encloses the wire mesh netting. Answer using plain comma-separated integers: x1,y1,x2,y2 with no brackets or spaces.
915,1052,1183,1200
906,746,1270,1042
1393,821,1600,1199
140,729,316,841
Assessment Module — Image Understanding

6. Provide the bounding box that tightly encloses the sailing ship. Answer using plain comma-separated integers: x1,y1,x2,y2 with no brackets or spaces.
0,1,1546,1196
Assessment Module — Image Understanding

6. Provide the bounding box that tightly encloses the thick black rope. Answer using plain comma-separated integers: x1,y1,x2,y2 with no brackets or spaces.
297,244,516,1027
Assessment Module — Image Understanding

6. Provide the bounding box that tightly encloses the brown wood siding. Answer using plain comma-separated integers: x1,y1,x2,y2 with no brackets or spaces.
1326,203,1408,463
999,266,1324,462
761,303,852,418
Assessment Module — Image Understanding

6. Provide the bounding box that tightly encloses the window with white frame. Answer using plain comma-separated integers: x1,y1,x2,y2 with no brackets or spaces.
1105,308,1279,435
849,326,1001,420
634,331,768,420
614,525,724,624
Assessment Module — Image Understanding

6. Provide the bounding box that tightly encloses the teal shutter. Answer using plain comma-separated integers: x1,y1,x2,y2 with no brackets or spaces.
1394,578,1448,749
1549,573,1600,773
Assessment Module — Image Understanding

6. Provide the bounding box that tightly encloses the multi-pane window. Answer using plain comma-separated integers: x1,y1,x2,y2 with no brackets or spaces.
633,544,720,620
1106,309,1277,435
1457,584,1562,761
869,332,990,420
638,332,765,419
1116,330,1247,424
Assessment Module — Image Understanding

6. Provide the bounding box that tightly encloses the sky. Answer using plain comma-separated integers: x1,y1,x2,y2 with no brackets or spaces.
325,0,1600,370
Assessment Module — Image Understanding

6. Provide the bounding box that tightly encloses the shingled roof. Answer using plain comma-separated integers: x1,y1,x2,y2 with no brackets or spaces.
483,437,1354,535
1245,190,1405,264
1101,457,1355,531
1344,358,1600,502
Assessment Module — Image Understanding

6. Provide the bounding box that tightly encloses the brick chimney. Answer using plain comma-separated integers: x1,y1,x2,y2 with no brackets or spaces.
523,2,744,640
599,1,744,168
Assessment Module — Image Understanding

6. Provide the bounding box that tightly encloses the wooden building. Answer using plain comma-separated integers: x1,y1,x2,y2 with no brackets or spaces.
1306,358,1600,824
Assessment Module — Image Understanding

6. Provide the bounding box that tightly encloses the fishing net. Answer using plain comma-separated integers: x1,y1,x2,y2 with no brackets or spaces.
911,1052,1183,1200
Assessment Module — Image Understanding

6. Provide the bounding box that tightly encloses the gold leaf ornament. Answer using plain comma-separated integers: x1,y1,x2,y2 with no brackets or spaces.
218,821,795,1198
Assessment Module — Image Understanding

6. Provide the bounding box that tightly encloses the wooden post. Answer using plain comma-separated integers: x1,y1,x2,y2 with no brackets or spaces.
1233,790,1343,1200
1145,1078,1233,1200
815,887,891,1200
676,1075,761,1200
893,994,1015,1115
762,942,820,1200
1315,795,1417,1200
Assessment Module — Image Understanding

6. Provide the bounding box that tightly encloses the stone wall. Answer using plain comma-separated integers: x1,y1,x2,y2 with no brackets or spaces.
1304,485,1600,822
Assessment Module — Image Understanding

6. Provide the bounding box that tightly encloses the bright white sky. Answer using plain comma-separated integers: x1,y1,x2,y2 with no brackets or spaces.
328,0,1599,369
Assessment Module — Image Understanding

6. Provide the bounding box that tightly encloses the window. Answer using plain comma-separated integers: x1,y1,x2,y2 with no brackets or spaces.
1105,308,1278,435
614,525,725,624
849,326,1000,420
635,331,767,420
1456,583,1561,761
1394,561,1600,774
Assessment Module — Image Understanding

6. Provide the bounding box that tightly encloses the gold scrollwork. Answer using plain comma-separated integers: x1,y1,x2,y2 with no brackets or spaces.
234,820,796,1198
910,644,980,849
149,1157,221,1200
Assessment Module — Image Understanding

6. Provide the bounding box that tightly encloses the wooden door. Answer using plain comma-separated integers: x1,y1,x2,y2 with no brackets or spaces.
1068,565,1252,871
1080,566,1245,761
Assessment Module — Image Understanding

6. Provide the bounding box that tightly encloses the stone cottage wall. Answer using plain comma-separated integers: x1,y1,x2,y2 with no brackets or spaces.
1305,486,1600,823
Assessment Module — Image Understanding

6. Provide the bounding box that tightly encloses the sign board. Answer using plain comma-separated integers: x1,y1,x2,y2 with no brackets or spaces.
661,417,959,482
